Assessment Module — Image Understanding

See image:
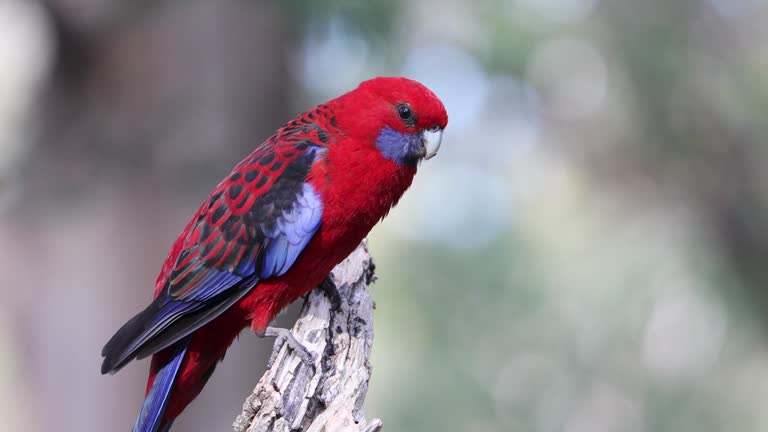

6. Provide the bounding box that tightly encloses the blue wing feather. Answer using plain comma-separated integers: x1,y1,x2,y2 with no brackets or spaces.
176,269,243,302
101,110,330,374
122,182,321,360
127,182,320,362
260,183,322,277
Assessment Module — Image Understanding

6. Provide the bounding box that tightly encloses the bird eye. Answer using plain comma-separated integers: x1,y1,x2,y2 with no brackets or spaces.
427,125,441,132
397,104,414,122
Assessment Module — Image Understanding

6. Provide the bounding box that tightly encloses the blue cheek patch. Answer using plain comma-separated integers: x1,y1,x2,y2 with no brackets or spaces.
375,126,422,166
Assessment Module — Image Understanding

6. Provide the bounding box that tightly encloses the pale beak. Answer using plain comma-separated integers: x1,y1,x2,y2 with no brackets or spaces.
422,128,443,160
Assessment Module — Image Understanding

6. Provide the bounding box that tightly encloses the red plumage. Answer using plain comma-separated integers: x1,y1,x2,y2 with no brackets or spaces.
102,77,447,430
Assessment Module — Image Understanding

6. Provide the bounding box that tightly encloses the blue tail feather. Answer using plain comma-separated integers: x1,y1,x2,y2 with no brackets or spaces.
133,337,190,432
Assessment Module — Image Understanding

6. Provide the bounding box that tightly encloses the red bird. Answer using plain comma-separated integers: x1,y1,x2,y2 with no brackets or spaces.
101,77,447,431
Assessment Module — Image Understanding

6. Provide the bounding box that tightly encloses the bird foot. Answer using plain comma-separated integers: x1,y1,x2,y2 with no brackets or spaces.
263,326,315,371
319,275,342,311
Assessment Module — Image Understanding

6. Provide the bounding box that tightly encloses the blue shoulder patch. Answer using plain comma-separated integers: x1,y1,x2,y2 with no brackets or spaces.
260,183,323,278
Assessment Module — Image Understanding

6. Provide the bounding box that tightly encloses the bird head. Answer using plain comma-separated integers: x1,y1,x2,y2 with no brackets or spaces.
336,77,448,167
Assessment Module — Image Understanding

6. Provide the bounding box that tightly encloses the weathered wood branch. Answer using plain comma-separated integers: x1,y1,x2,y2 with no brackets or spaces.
233,241,383,432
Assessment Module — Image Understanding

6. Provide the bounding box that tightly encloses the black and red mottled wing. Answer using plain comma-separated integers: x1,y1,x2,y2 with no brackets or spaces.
101,109,336,374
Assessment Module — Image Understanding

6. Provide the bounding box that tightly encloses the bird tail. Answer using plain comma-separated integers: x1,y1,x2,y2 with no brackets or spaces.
133,337,190,432
101,297,165,374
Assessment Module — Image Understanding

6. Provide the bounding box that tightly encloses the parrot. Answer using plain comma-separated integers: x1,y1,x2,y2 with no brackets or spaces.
100,76,448,432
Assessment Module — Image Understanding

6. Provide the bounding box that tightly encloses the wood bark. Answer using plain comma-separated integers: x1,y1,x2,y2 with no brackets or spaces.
233,241,383,432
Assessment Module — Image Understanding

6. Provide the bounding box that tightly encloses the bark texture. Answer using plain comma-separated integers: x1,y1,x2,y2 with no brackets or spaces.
233,241,383,432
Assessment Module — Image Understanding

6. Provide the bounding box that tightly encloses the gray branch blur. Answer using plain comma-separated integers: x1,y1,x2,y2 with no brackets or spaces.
233,241,382,432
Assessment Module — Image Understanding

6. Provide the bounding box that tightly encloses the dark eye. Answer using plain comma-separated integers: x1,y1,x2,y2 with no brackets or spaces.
397,104,414,122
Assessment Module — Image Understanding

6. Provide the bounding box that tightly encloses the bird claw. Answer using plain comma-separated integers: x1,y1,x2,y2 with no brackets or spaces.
263,326,315,371
319,275,342,311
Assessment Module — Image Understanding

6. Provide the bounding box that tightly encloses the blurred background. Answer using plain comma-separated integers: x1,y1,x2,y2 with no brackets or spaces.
2,0,768,431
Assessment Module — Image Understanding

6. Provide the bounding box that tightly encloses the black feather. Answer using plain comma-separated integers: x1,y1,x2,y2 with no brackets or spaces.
100,282,254,375
101,297,163,374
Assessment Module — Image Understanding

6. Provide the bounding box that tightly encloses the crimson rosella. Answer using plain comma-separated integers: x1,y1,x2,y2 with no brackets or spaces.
101,77,448,432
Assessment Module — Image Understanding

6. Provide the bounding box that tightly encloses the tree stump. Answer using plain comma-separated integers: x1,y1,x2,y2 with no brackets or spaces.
233,241,383,432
